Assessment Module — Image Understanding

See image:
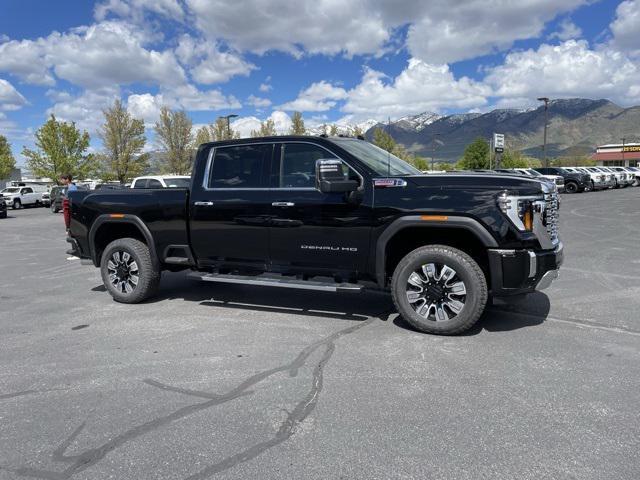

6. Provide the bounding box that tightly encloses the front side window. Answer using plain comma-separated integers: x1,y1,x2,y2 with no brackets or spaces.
275,143,337,188
208,144,271,189
147,179,163,188
22,188,33,194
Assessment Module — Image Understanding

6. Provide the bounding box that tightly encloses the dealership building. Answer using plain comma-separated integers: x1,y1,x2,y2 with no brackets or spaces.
593,143,640,167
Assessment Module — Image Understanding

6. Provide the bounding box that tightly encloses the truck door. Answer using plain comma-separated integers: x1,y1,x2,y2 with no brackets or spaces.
268,142,372,275
190,143,273,270
21,187,35,205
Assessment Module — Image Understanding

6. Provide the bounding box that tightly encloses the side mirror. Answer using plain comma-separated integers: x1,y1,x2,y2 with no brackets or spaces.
315,159,359,193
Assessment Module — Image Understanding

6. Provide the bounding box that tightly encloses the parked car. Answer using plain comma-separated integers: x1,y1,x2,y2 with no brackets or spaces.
583,167,615,188
65,136,563,336
41,191,51,207
609,167,636,187
623,167,640,186
598,167,627,188
1,186,44,209
534,167,591,193
49,186,67,213
509,168,565,192
130,176,191,189
564,167,609,190
0,197,6,218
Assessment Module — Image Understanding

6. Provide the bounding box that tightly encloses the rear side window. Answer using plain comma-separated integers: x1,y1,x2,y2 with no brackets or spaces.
208,144,271,189
22,188,33,194
147,179,163,188
132,179,147,189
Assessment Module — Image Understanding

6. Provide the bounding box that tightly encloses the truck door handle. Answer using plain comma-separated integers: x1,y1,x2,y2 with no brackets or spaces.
194,201,214,206
272,202,295,207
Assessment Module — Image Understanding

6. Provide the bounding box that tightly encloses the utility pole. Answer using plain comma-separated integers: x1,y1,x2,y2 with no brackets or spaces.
621,137,626,167
537,97,550,167
219,114,238,139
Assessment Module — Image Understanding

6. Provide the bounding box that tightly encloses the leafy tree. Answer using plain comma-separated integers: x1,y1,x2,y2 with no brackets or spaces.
98,99,149,184
435,162,456,171
0,135,16,180
500,149,529,168
329,124,339,136
22,115,94,183
411,156,429,170
250,118,277,137
210,117,240,141
552,155,595,167
352,125,364,137
154,107,194,175
194,125,213,147
458,137,490,169
289,111,306,135
373,128,396,153
372,127,425,168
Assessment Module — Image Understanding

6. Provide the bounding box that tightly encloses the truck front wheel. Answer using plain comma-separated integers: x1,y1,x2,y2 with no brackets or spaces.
100,238,160,304
391,245,488,335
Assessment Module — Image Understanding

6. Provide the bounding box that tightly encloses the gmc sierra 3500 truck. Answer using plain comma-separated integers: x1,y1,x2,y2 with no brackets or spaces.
65,135,563,335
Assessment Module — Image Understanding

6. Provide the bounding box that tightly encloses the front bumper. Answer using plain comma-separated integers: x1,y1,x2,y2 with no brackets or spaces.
488,242,563,296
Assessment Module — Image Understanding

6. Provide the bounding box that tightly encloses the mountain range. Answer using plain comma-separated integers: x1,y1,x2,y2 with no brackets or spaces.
362,99,640,162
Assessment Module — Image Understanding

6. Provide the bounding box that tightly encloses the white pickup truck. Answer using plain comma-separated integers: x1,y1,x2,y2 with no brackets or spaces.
1,186,45,209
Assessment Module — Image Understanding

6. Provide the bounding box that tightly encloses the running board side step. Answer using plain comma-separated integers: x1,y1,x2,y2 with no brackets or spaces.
188,272,363,292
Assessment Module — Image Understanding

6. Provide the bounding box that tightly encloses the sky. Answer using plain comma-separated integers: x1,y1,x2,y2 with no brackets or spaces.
0,0,639,166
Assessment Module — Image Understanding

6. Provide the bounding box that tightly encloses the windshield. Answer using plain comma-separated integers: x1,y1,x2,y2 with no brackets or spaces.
524,169,542,177
165,178,191,188
1,188,20,193
332,139,421,176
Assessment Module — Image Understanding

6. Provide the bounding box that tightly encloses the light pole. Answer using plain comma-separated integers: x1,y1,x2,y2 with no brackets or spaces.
621,137,626,167
219,114,238,138
537,97,550,167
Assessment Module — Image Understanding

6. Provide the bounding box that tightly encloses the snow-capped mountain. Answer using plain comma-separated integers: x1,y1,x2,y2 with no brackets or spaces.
395,112,443,131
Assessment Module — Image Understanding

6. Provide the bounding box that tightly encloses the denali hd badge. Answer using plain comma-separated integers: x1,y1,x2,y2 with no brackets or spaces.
301,245,358,252
374,178,407,188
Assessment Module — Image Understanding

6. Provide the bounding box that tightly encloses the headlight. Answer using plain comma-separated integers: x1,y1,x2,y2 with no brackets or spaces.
498,193,543,232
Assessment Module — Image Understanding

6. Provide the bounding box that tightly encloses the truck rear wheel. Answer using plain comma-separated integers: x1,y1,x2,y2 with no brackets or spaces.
391,245,488,335
100,238,160,304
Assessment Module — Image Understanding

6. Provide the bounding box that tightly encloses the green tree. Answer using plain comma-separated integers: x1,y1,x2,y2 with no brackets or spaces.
458,137,490,169
500,149,529,168
0,135,16,180
210,117,240,141
289,111,306,135
329,124,339,136
373,128,396,153
194,125,213,147
22,115,94,183
250,118,277,137
154,107,194,175
552,155,595,167
98,99,149,184
352,125,364,137
435,162,456,171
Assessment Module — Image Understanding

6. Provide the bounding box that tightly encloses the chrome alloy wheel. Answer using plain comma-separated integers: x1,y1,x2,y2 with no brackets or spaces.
406,263,467,322
107,251,139,294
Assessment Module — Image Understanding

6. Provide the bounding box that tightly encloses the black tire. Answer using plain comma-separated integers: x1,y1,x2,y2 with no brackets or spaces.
391,245,488,335
564,181,578,194
12,199,21,209
100,238,160,304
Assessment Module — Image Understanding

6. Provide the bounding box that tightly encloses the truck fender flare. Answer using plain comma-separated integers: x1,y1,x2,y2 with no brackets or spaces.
375,215,498,287
89,214,159,269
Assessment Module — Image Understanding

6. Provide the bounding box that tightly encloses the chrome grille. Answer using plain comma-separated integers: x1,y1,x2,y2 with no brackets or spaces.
543,193,559,244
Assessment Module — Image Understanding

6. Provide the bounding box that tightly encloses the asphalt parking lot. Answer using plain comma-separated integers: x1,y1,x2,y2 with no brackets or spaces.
1,189,639,480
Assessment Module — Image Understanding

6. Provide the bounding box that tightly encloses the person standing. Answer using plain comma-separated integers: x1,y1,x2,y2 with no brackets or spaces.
59,174,77,193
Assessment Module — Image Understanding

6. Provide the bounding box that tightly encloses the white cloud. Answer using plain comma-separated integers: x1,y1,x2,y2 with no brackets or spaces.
0,79,27,111
48,88,120,133
342,59,490,121
175,35,256,84
405,0,588,64
186,0,391,57
0,21,186,89
94,0,185,21
247,94,272,108
549,19,582,41
610,0,640,57
127,93,164,124
278,81,347,112
484,40,640,104
259,83,272,93
231,110,291,137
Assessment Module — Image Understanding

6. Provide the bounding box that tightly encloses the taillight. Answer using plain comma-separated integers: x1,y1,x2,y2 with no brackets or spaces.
63,198,70,229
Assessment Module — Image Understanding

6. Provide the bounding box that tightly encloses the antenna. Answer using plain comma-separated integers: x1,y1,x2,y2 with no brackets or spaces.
387,116,391,176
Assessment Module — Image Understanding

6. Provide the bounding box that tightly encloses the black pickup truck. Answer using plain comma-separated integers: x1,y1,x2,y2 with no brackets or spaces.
65,136,563,335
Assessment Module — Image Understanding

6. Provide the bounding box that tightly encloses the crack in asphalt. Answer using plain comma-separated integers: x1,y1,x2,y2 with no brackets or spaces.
7,316,379,479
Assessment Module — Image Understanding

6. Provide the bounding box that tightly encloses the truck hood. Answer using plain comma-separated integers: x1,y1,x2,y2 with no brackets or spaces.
401,173,548,196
